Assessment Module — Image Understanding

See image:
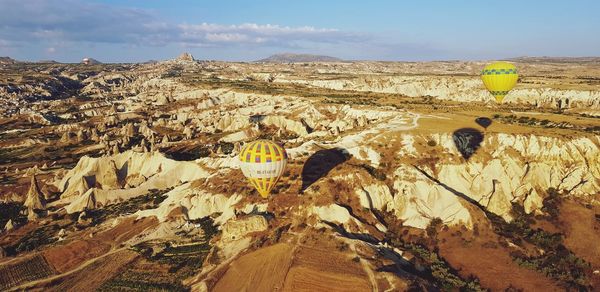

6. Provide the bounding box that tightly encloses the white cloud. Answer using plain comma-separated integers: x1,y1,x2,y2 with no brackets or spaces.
0,0,365,48
205,33,250,43
177,23,356,46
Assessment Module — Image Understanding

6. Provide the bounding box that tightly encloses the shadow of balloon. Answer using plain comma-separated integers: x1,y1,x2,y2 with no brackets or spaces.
452,128,484,160
249,114,266,123
301,147,351,192
475,117,492,129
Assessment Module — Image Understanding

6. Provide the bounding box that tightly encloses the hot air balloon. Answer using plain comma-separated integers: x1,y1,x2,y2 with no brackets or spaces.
481,61,519,103
238,139,287,198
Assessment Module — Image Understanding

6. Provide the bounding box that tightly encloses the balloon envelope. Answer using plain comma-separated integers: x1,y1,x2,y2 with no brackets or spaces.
239,140,287,198
481,62,518,103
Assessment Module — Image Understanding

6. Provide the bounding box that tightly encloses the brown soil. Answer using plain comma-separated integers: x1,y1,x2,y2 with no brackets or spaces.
93,216,158,244
43,216,157,273
437,225,561,291
43,250,138,291
212,243,294,292
0,222,38,254
282,245,371,292
43,239,111,273
559,200,600,287
212,242,372,292
560,201,600,266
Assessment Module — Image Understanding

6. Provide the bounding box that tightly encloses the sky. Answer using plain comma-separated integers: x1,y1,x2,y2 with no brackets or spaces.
0,0,599,62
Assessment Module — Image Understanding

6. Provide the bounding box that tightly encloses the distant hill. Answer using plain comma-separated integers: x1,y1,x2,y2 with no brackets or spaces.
0,57,18,64
257,53,342,63
81,58,102,65
37,60,60,64
507,56,600,64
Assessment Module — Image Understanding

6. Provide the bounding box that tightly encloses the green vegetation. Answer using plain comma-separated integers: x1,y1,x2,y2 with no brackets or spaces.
358,163,387,181
98,270,189,292
0,202,26,228
189,217,220,241
216,142,234,155
381,212,484,291
86,188,170,224
166,144,211,161
179,74,402,106
100,217,218,291
0,146,37,165
134,240,211,276
485,191,591,290
541,187,562,221
426,217,444,238
390,239,485,291
6,225,60,255
513,247,590,289
0,255,56,290
493,114,600,134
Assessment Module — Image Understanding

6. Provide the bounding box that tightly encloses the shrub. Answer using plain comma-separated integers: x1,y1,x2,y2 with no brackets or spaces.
426,217,443,238
360,164,386,181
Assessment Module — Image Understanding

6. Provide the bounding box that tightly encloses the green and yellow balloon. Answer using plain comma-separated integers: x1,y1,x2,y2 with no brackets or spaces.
481,61,518,103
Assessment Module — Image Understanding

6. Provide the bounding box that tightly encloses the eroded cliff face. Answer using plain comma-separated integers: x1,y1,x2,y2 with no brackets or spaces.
346,133,600,229
25,74,600,231
56,151,210,211
276,75,600,110
117,100,600,259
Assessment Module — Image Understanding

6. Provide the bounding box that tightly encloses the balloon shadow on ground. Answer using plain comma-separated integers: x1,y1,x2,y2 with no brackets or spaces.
475,117,492,129
452,128,484,160
249,114,266,123
301,147,351,192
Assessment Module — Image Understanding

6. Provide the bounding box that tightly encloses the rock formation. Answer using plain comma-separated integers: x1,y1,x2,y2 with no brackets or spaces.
4,219,14,231
177,52,195,62
23,174,45,211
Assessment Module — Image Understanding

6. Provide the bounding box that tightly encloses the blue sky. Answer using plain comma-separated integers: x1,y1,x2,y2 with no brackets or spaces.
0,0,598,62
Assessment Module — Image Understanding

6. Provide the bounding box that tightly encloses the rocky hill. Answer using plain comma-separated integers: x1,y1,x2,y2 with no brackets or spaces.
507,56,600,64
176,52,195,62
0,57,17,64
257,53,342,63
81,58,102,65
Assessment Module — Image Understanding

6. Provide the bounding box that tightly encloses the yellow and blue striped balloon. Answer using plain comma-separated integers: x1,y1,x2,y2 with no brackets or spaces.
238,140,287,198
481,61,519,103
